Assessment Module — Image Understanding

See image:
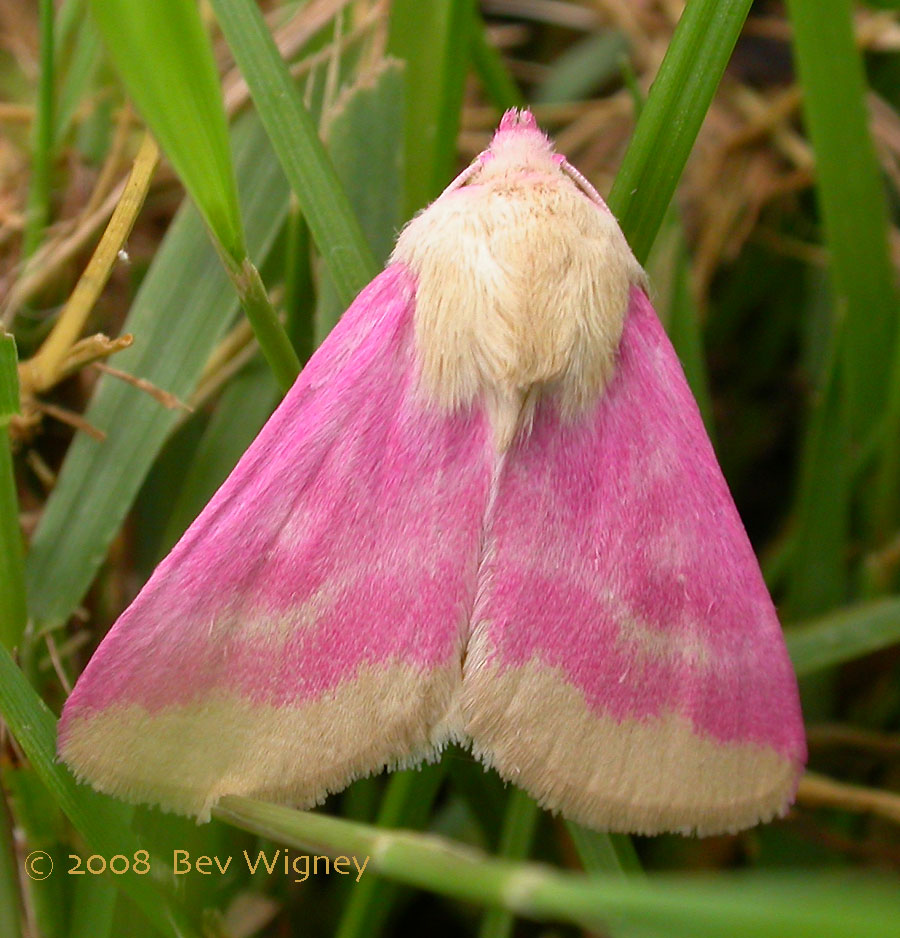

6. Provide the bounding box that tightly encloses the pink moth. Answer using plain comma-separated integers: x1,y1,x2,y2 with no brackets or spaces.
58,110,806,835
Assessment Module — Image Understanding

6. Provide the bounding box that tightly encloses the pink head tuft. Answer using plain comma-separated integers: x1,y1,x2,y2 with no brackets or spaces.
496,108,539,134
484,109,554,168
491,109,550,149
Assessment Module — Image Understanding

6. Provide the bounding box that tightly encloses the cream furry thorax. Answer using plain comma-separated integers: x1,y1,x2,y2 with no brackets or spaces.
392,109,646,450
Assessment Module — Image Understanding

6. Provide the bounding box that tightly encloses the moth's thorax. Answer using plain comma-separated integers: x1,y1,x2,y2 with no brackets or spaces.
392,142,645,450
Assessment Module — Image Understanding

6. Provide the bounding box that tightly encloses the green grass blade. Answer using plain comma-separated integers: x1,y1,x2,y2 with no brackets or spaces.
0,787,23,938
478,788,540,938
8,768,68,938
87,0,299,391
785,0,900,462
666,250,714,433
215,796,900,938
283,206,315,361
647,210,715,434
0,646,197,938
607,0,754,262
388,0,476,214
0,334,26,650
23,0,55,259
565,821,644,938
315,60,405,341
785,326,851,618
157,361,279,557
470,12,524,110
68,875,117,938
233,257,300,391
209,0,377,305
787,597,900,676
566,823,643,876
25,116,290,630
54,1,101,147
88,0,246,262
535,30,629,104
335,766,445,938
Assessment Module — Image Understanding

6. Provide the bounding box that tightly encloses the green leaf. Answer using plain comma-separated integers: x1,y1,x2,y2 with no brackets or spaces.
787,597,900,676
88,1,299,392
0,334,26,650
88,0,245,262
608,0,754,263
861,0,900,7
536,31,629,104
646,210,715,435
470,12,524,111
209,0,377,306
335,766,445,938
69,874,117,938
234,257,300,392
388,0,476,214
0,335,19,422
478,788,540,938
26,115,290,630
567,824,643,876
784,0,900,530
157,360,279,557
54,0,101,147
4,767,68,938
23,0,55,259
785,317,851,618
0,788,23,938
216,796,900,938
315,60,405,341
0,645,197,938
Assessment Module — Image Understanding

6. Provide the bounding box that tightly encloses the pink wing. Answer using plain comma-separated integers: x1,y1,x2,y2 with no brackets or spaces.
59,264,492,819
460,287,806,836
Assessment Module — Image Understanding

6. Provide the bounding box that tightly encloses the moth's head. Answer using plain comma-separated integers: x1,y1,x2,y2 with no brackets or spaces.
442,108,609,211
481,109,557,176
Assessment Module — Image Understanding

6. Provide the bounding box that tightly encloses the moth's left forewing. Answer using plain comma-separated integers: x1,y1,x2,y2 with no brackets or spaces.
59,266,493,819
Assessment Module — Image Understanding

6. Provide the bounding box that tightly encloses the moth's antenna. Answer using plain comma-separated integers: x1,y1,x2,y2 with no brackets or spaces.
439,160,482,198
560,158,608,211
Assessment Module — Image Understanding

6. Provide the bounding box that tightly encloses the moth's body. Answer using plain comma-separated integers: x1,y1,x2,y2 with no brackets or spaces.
59,111,806,836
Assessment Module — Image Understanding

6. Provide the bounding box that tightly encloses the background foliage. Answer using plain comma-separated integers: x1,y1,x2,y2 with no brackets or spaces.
2,1,900,935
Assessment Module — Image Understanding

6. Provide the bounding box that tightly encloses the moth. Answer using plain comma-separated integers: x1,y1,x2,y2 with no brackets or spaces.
59,110,806,835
